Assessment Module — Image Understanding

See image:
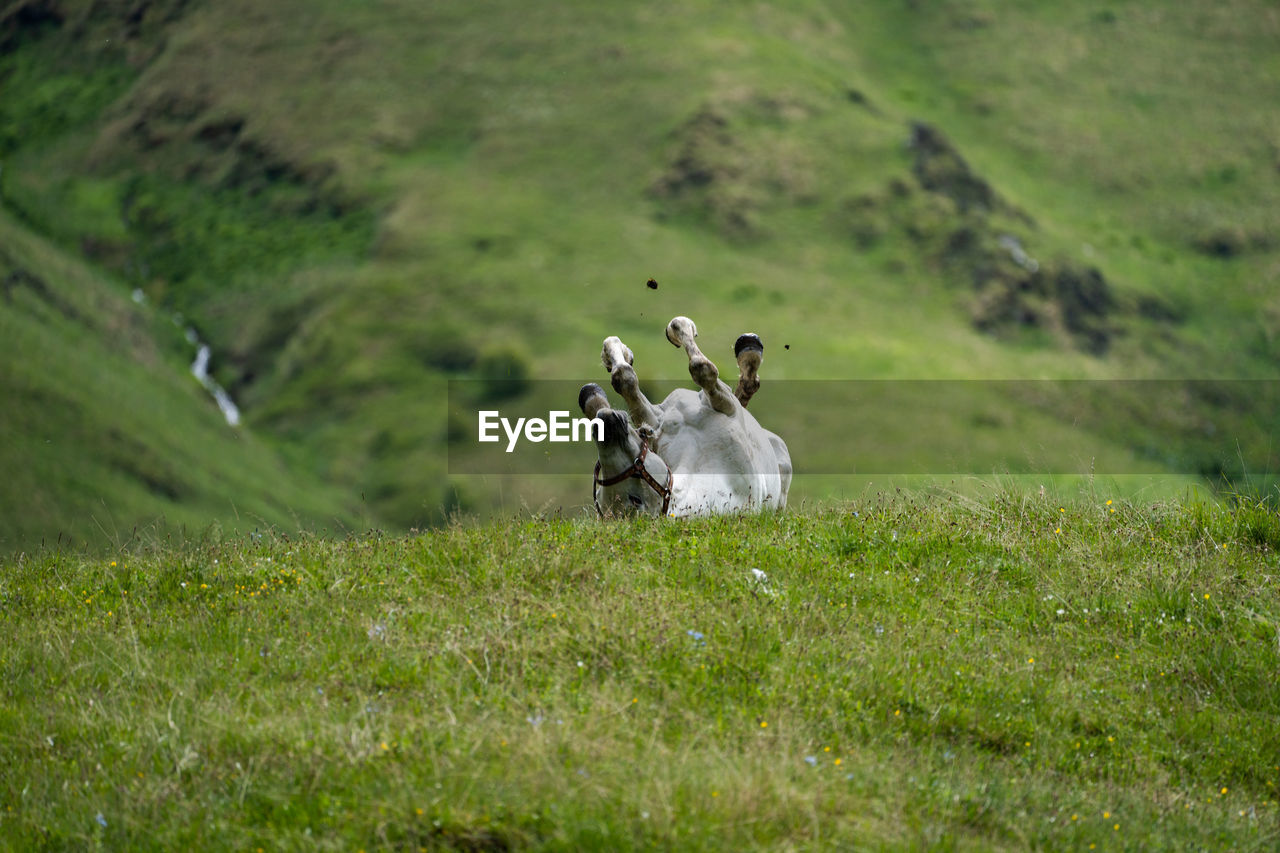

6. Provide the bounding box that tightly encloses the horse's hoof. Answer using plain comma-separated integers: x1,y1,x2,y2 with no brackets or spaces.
579,382,607,412
734,333,763,358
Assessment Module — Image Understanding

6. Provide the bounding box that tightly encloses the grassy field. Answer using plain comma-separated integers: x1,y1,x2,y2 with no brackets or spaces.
2,6,1277,849
2,0,1278,547
3,494,1279,849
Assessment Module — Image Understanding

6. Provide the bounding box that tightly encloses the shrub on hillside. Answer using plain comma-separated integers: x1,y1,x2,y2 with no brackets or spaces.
475,346,531,402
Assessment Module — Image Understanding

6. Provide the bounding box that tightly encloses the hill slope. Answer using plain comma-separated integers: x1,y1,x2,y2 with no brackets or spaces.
1,0,1277,545
0,208,363,549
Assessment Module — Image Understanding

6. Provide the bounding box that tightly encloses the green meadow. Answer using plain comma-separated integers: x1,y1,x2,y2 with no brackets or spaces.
3,495,1279,849
3,4,1280,846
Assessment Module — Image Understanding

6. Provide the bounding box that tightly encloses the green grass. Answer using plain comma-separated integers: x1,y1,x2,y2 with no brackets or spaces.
3,496,1279,849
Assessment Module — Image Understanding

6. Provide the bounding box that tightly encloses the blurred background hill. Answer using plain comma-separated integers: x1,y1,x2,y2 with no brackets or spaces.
2,0,1277,550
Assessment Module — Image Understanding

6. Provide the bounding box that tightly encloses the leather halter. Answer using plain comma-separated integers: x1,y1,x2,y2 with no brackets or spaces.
592,433,673,517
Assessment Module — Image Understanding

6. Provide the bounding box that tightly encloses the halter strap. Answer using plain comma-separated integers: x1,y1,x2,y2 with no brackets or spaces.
592,434,673,517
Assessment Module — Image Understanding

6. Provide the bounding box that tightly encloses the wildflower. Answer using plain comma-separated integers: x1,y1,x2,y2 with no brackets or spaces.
834,758,842,766
805,756,817,766
760,721,768,728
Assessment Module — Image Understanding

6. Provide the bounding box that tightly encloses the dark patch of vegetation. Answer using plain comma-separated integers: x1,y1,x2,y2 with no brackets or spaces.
1,254,80,323
115,172,374,302
1192,225,1274,259
124,89,347,210
1136,293,1187,323
475,347,532,402
0,0,63,53
970,259,1116,355
908,121,997,214
650,107,760,239
844,86,877,112
837,120,1172,354
414,323,481,374
843,146,1126,355
0,38,135,156
101,427,186,501
0,0,196,150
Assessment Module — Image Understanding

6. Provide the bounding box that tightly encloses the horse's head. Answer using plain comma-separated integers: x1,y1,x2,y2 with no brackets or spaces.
580,383,673,517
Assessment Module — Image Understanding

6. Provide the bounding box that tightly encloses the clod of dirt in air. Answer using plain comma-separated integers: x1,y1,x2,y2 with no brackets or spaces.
647,278,659,290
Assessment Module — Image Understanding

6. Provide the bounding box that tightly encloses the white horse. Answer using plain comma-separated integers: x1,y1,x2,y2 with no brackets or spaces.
579,316,791,517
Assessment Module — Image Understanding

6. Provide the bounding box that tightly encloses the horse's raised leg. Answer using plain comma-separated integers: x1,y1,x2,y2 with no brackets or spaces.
732,333,763,409
665,316,736,415
601,336,662,430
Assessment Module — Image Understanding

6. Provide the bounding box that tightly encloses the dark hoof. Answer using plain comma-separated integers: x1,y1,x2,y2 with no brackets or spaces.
578,382,606,412
734,333,764,358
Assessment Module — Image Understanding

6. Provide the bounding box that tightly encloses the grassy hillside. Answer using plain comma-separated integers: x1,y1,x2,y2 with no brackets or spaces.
3,496,1280,848
1,0,1278,545
0,208,364,549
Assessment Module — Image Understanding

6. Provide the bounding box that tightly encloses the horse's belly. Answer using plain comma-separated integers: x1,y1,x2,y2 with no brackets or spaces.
671,470,784,516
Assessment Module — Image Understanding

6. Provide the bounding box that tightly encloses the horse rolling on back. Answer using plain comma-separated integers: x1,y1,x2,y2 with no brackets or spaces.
579,315,791,517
